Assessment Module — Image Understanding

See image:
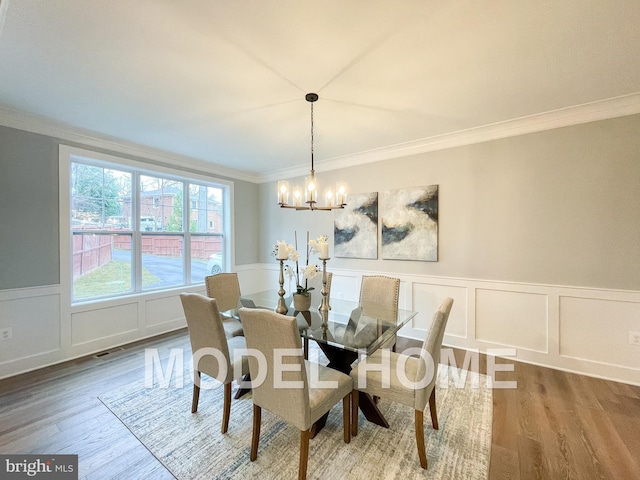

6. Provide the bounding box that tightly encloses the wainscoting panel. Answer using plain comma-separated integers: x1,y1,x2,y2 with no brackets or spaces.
145,294,185,328
411,282,468,337
0,291,60,364
71,302,139,346
475,288,548,353
329,271,361,301
559,295,640,370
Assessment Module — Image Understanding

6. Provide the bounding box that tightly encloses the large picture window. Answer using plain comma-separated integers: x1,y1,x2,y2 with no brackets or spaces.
65,149,230,303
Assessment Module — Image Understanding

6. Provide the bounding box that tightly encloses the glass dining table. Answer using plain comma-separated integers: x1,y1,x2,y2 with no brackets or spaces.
237,290,418,436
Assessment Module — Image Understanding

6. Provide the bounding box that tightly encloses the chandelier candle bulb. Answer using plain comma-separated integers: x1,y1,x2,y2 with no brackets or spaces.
293,187,302,206
305,175,316,204
325,190,333,207
277,180,289,205
336,181,347,206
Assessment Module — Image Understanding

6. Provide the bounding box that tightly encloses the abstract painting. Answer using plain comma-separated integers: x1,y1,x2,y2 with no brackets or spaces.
334,192,378,259
381,185,438,261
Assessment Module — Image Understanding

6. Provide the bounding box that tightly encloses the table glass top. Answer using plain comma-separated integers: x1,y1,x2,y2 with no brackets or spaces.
238,290,417,355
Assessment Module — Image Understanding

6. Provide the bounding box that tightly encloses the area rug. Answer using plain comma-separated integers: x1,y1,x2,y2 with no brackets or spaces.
99,363,492,479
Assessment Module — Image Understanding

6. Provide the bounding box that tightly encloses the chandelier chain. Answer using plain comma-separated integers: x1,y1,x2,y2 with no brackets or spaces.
310,101,314,172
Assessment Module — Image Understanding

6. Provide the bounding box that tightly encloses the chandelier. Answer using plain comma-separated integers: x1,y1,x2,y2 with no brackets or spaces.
277,93,347,211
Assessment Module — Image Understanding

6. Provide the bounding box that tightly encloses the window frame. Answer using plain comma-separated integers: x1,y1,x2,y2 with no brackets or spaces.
59,145,234,306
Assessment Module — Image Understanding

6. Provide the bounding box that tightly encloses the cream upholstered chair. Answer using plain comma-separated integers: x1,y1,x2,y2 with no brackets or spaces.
205,273,243,338
306,271,332,310
359,275,400,350
179,293,249,433
350,297,453,469
239,307,352,480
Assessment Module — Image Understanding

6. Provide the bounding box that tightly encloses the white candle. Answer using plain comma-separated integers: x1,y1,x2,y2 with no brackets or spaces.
277,243,288,260
319,243,329,259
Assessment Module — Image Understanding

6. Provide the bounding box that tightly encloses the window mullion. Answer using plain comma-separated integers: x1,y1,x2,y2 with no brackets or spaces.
184,180,191,284
133,171,142,293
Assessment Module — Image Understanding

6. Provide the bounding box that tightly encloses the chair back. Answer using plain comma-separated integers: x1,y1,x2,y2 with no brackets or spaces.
239,308,310,431
306,271,332,309
415,297,454,409
180,293,233,382
359,275,400,321
205,273,241,312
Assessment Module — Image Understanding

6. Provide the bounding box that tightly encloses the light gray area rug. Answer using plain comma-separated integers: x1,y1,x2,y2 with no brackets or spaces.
99,365,492,479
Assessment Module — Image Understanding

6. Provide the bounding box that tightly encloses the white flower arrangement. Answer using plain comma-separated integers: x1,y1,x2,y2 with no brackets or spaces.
272,232,329,296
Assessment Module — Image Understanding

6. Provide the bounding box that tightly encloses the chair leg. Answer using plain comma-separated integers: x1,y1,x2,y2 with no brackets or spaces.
415,409,428,469
429,388,439,430
191,371,201,413
351,391,359,437
304,337,309,360
299,429,311,480
221,382,232,434
250,404,261,461
343,393,351,444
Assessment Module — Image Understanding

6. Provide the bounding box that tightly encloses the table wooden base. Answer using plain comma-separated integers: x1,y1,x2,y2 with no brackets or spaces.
311,342,390,438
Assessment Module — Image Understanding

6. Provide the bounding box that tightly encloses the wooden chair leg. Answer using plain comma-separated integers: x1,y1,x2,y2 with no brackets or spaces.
191,371,201,413
429,388,439,430
250,405,261,461
221,382,231,433
343,393,351,444
415,409,428,469
351,390,359,437
299,429,311,480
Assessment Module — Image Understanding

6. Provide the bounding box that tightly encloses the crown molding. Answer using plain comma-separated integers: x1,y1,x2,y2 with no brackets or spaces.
0,105,261,183
259,92,640,183
2,92,639,185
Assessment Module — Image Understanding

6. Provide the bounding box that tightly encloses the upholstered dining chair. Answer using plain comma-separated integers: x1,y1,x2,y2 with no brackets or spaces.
205,273,244,338
359,275,400,350
349,297,453,469
306,271,333,310
239,307,353,480
179,293,250,433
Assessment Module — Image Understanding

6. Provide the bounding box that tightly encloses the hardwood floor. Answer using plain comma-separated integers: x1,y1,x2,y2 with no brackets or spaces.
1,330,639,479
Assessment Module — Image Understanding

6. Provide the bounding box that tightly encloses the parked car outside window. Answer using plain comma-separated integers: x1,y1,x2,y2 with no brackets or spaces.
207,253,223,274
140,216,156,231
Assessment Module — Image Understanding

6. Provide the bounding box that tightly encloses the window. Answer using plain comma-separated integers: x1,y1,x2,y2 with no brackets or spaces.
63,147,231,304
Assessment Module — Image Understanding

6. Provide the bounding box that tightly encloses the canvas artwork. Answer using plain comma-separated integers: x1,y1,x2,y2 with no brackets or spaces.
381,185,438,261
334,192,378,259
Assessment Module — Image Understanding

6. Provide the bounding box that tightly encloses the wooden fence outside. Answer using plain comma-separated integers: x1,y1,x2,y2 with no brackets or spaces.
75,234,223,278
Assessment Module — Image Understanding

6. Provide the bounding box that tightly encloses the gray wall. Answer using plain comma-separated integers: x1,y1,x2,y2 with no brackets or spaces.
0,124,260,290
232,178,259,265
259,114,640,291
0,126,59,289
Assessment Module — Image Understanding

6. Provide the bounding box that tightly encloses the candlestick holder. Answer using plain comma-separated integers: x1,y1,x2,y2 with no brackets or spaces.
276,259,288,314
318,257,330,326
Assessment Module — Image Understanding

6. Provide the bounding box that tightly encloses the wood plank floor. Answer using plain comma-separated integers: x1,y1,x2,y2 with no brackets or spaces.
1,330,639,479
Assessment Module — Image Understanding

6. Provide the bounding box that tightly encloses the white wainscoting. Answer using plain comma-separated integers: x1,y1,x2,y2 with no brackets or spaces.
0,284,204,380
0,286,61,377
0,264,263,380
254,264,640,386
2,265,640,386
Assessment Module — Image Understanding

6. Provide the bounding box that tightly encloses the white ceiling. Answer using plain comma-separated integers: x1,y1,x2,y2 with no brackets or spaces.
1,0,639,179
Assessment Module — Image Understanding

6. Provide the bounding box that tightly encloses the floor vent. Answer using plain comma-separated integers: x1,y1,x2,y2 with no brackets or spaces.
94,347,125,358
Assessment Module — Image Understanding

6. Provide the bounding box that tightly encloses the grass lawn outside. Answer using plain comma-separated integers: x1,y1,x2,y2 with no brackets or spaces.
73,260,160,299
